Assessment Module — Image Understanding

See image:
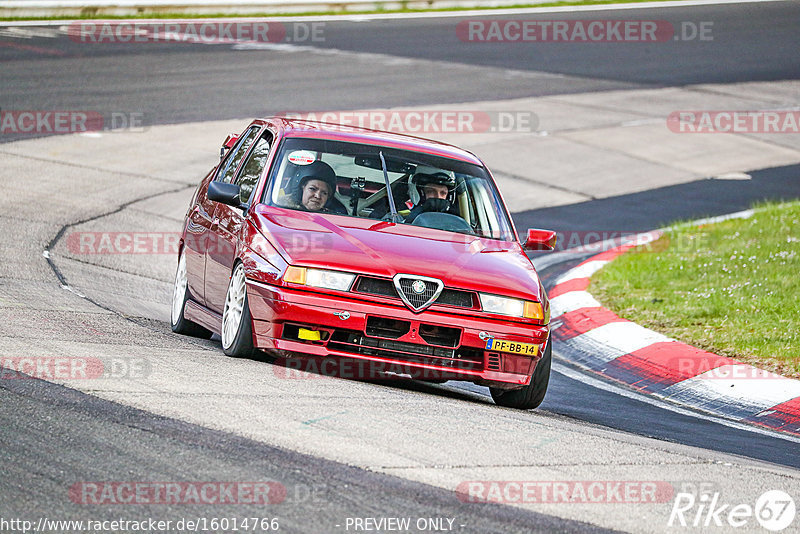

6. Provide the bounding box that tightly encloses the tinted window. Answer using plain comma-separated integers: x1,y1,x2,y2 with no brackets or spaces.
217,126,260,184
234,132,272,204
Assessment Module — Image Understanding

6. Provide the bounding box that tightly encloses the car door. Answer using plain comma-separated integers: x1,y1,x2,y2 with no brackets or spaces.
183,170,217,307
205,128,274,314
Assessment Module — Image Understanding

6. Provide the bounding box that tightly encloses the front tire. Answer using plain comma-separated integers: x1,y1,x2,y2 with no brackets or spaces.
171,251,212,338
221,262,254,358
490,338,552,410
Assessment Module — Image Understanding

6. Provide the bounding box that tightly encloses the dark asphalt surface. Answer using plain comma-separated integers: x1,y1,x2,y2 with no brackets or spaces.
1,2,799,136
515,163,800,233
311,2,800,86
1,2,799,531
0,377,618,534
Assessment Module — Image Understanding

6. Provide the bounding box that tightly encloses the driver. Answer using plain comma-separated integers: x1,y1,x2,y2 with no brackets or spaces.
404,171,457,223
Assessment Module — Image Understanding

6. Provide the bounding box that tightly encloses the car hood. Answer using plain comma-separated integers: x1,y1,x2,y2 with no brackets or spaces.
252,206,544,301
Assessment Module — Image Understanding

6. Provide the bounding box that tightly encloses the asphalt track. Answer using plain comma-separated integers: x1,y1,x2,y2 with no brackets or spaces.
1,377,615,534
1,2,800,533
1,2,799,133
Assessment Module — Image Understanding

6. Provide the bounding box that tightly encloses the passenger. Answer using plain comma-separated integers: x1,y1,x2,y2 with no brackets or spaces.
279,161,340,213
299,178,332,211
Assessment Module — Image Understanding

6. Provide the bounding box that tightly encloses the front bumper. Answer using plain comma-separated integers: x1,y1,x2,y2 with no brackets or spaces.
246,279,549,388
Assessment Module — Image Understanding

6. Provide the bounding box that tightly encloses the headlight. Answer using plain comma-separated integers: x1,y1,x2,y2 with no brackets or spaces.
307,269,355,291
283,266,355,291
479,293,544,320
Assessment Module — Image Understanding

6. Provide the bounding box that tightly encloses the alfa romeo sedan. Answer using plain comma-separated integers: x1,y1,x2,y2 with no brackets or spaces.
171,118,556,409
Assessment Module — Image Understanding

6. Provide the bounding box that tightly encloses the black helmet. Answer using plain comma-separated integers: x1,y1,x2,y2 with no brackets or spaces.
292,161,338,203
412,171,456,203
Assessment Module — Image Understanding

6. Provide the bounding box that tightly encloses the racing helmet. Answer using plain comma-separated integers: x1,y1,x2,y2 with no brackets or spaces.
411,169,456,205
291,160,338,204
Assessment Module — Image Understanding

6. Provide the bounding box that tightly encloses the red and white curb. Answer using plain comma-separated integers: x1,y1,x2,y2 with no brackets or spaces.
549,231,800,437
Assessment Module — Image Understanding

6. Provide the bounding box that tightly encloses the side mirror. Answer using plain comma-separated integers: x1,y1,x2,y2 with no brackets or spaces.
220,133,239,159
208,181,244,208
523,228,557,251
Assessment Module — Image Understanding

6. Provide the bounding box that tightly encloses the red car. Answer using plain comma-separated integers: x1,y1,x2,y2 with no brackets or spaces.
171,118,556,409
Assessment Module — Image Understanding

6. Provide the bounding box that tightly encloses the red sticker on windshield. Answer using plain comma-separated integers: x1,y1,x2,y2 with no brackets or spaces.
287,150,316,165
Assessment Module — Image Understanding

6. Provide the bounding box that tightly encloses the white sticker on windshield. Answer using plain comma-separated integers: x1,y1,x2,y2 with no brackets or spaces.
287,150,316,166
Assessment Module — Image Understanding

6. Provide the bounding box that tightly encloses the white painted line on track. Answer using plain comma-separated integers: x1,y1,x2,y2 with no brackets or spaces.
60,284,86,298
228,41,574,86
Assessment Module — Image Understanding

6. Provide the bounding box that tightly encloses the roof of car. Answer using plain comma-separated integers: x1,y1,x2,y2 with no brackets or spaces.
262,117,484,166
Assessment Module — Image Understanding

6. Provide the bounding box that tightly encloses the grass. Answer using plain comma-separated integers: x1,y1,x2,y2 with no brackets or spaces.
0,0,699,21
590,201,800,379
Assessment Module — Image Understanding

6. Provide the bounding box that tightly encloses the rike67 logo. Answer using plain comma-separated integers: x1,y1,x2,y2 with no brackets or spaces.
668,490,795,531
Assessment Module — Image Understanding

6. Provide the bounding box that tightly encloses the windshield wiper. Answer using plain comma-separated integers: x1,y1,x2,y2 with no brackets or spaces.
379,151,402,223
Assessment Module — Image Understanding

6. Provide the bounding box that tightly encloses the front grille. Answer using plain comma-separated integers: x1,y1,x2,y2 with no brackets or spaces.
354,277,395,298
328,329,483,371
396,277,440,310
437,289,476,308
354,276,476,309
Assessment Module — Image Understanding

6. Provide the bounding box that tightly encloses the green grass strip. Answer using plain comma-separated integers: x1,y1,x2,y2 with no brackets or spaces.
590,200,800,379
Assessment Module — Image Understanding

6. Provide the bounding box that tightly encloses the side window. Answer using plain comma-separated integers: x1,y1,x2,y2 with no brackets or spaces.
216,126,260,184
234,132,273,204
467,178,503,239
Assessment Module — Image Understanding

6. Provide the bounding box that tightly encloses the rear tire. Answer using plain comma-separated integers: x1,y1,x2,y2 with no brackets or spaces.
490,338,551,410
221,262,255,358
171,251,212,338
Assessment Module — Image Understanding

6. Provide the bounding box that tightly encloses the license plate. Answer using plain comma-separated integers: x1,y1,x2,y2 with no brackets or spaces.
485,338,539,356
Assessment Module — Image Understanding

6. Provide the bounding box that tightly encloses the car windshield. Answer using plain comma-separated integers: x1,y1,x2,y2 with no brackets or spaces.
264,137,516,241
